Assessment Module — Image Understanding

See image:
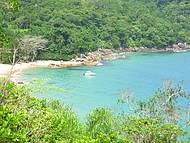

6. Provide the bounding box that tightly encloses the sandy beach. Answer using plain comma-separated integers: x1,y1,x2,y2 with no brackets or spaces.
0,60,97,80
0,62,34,79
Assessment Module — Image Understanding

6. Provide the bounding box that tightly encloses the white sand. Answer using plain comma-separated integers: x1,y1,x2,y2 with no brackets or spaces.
0,60,91,79
0,63,32,78
0,64,13,77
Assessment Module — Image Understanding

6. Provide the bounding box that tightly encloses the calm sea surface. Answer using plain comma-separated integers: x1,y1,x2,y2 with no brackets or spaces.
21,51,190,118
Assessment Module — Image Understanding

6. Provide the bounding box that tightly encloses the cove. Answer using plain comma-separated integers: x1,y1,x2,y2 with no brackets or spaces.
21,51,190,118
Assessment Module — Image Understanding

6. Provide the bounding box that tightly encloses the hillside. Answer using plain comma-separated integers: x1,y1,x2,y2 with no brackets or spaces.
0,0,190,61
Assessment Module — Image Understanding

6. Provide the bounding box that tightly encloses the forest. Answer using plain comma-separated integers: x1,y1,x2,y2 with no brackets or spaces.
0,0,190,61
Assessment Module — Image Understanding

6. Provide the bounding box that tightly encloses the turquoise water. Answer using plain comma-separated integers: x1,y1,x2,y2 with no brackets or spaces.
21,51,190,118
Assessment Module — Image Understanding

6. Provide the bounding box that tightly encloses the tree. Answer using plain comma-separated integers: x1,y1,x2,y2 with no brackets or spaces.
136,81,190,128
18,35,48,62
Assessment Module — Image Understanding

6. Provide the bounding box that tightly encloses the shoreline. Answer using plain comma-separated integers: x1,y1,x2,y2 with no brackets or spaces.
0,44,189,83
0,61,86,82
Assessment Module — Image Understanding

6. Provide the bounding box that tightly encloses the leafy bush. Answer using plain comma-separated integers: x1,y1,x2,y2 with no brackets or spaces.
0,80,188,142
0,81,82,142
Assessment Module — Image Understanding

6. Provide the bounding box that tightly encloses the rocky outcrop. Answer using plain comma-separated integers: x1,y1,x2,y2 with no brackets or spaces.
48,61,84,68
17,43,190,68
83,48,128,62
168,43,190,52
67,43,190,68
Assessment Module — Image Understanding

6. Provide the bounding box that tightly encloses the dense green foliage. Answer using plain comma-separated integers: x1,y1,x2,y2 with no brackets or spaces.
0,0,19,45
0,0,19,63
0,0,190,61
0,80,189,142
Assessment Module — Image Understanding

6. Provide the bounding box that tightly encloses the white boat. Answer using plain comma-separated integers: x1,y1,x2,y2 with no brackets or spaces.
83,71,96,76
96,62,103,66
174,49,187,53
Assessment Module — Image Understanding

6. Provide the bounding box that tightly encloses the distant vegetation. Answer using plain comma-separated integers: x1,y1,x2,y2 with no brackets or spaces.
0,80,190,142
0,0,190,62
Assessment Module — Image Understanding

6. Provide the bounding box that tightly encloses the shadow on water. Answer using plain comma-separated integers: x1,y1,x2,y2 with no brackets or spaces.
67,68,91,71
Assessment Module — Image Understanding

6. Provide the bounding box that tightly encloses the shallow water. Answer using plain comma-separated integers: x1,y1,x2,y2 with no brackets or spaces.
21,51,190,118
